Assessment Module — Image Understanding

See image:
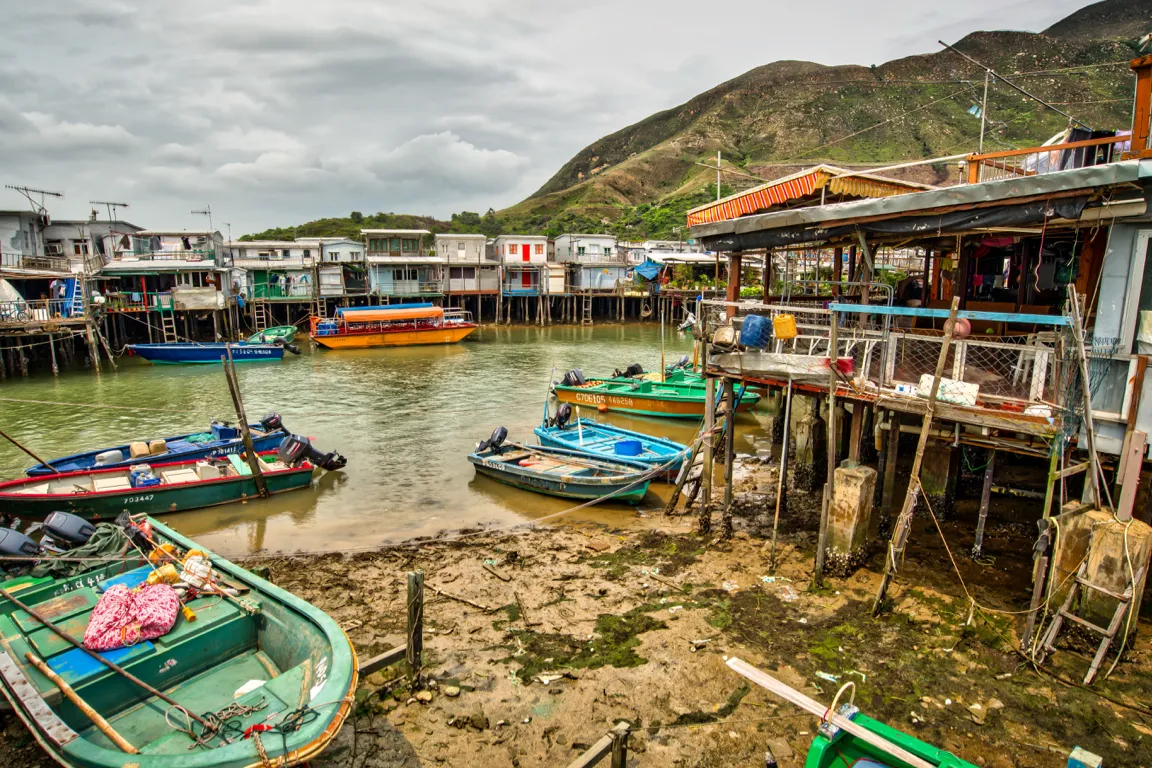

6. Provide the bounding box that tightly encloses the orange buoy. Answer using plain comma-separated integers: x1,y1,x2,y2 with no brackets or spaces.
598,404,608,413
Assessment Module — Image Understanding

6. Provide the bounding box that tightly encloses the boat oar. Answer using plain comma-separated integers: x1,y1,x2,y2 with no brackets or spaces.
0,586,210,729
24,651,139,754
0,429,58,474
726,658,934,768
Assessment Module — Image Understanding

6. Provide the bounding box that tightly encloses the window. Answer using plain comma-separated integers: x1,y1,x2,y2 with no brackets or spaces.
402,238,418,251
329,251,340,261
507,243,516,255
577,246,586,256
391,238,402,251
369,238,386,251
303,249,312,259
73,242,90,256
534,244,544,255
449,267,476,279
258,251,271,259
603,245,612,255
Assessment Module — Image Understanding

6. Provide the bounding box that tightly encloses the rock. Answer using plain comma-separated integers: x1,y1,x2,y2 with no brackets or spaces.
250,565,273,581
415,691,433,703
766,738,793,759
467,708,490,730
444,685,461,698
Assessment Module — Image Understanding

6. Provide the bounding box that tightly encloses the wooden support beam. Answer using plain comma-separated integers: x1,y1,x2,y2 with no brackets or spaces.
698,376,716,534
565,722,631,768
406,570,424,681
721,380,736,540
815,317,839,585
880,412,901,524
848,403,865,463
359,644,408,677
972,450,996,559
1116,431,1147,523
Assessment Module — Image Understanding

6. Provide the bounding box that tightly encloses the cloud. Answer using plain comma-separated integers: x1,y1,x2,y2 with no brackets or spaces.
354,132,528,193
11,111,137,154
211,127,304,154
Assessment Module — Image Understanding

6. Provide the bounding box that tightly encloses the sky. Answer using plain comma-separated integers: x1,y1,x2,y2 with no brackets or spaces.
0,0,1094,235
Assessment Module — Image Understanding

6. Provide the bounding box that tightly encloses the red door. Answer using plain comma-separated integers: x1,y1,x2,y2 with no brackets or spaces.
521,244,532,287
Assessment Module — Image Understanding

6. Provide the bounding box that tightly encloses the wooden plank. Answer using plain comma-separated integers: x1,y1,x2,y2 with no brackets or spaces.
829,303,1069,326
359,644,408,677
970,134,1132,163
973,450,996,558
1116,430,1146,523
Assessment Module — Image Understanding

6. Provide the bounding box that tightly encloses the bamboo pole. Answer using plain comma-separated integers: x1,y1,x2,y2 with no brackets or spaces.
222,344,268,497
1066,285,1108,509
769,378,793,572
24,651,138,754
0,586,209,728
814,317,839,585
0,429,58,474
698,376,716,534
872,296,959,614
720,380,736,540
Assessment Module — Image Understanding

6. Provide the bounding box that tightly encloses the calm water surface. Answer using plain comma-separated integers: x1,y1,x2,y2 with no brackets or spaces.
0,326,769,557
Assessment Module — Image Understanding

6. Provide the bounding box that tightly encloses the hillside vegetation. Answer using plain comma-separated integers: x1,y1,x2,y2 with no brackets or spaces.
245,0,1151,242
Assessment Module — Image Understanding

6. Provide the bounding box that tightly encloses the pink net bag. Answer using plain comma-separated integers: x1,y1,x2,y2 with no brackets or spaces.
83,583,180,652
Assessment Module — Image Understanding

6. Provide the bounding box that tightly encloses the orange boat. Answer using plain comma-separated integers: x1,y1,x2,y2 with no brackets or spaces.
310,305,477,349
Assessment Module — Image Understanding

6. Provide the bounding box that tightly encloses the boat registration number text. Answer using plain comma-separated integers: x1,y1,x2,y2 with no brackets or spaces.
125,494,154,503
572,392,634,408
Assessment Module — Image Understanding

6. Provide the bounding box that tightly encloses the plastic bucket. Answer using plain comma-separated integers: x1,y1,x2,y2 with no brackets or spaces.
614,439,643,457
740,314,772,348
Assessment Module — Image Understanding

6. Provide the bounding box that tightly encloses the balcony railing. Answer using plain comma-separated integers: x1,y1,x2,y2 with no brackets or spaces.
253,283,314,300
1,252,70,273
104,291,174,313
0,299,87,326
124,249,217,261
965,134,1132,184
372,280,442,296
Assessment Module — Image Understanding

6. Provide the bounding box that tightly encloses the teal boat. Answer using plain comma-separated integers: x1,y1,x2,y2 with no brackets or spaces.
247,325,297,344
469,429,651,504
534,404,687,478
553,370,759,419
0,437,346,520
0,517,357,768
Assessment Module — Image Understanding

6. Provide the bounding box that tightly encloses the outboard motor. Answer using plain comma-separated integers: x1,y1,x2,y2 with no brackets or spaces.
611,363,645,379
42,511,97,547
277,434,348,471
554,403,573,429
477,426,508,454
0,529,40,558
260,412,285,433
273,338,302,356
671,354,690,370
678,312,698,332
560,369,586,387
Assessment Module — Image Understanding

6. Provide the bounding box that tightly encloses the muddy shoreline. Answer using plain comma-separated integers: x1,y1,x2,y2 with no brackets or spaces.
2,460,1150,767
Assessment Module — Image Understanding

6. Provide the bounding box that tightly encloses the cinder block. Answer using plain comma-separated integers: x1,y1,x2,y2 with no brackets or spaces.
826,463,877,575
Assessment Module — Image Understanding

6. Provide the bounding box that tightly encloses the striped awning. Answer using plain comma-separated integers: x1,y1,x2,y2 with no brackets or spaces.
685,164,931,227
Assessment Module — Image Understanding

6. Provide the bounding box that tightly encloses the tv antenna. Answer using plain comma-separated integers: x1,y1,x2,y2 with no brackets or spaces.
5,185,63,217
191,205,214,233
90,200,129,226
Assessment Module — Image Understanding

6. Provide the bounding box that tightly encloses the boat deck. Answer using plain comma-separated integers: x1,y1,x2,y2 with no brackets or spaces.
8,457,293,496
0,564,308,754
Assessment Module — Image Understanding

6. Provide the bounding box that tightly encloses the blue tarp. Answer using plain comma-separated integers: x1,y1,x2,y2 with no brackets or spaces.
336,302,432,316
633,260,663,281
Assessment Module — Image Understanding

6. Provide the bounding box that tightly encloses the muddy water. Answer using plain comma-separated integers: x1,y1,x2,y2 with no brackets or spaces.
0,326,772,557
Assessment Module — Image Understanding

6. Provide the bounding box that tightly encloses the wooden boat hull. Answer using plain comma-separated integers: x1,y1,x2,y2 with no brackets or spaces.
533,419,687,477
312,324,476,349
553,381,760,419
468,443,650,504
0,461,315,521
127,343,284,364
0,517,357,768
26,425,285,477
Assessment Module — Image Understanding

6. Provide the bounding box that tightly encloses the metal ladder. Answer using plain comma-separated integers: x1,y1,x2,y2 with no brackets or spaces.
252,301,269,332
1036,559,1147,683
581,294,593,326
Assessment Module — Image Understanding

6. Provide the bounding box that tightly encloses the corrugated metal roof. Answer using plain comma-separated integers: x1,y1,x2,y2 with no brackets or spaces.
691,160,1150,242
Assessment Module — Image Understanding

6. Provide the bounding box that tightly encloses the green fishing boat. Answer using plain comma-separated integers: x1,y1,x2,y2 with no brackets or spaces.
727,658,977,768
553,369,759,419
247,325,297,344
0,516,357,768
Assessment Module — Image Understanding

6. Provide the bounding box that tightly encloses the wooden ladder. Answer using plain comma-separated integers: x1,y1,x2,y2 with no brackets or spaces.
160,309,178,343
581,295,593,326
1036,559,1146,684
252,301,269,332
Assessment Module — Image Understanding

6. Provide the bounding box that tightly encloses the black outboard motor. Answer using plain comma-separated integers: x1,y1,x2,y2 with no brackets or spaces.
42,511,97,547
477,426,508,454
273,338,302,356
277,434,347,471
671,354,690,370
260,412,285,433
560,369,586,387
555,403,572,429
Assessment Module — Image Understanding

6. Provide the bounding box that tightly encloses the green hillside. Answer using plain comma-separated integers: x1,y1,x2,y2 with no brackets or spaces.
245,0,1151,242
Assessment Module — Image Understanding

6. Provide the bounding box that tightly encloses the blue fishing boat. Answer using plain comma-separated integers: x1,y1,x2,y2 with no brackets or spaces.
468,428,651,505
534,404,687,478
25,416,288,477
126,342,291,364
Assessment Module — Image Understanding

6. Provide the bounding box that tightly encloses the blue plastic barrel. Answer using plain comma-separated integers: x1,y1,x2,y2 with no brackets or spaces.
740,314,772,348
614,439,643,456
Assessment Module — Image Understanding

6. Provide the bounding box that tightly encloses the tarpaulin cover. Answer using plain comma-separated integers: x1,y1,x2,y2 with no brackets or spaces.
31,523,128,579
633,260,663,281
341,307,442,323
702,197,1088,251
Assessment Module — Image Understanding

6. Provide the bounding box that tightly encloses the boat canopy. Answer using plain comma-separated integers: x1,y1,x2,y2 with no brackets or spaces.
335,302,432,316
341,307,443,323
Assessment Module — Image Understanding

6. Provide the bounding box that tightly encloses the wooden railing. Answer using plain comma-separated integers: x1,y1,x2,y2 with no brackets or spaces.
0,299,87,326
966,135,1132,184
1,252,70,273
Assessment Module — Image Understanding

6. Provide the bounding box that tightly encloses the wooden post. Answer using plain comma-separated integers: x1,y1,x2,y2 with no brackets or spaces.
1068,285,1104,508
815,315,839,584
727,252,742,304
222,344,268,497
848,403,864,463
880,412,901,526
96,326,117,370
1116,431,1147,522
85,326,101,375
610,722,630,768
721,380,736,540
698,376,716,535
972,450,996,559
832,246,843,296
407,570,424,681
47,332,58,376
1022,446,1062,651
872,296,960,614
770,378,793,572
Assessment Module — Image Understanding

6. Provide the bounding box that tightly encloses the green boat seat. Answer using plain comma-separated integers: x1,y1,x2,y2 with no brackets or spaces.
47,642,156,686
12,589,100,633
227,453,253,475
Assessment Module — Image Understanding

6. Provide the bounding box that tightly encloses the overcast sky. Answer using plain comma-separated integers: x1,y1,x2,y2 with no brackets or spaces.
0,0,1092,235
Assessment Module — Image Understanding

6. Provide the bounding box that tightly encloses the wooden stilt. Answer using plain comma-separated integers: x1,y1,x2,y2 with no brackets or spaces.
972,450,996,558
848,402,864,463
815,317,839,585
47,332,58,376
85,327,100,376
770,378,793,571
880,412,901,532
872,297,960,614
721,380,736,540
698,376,716,534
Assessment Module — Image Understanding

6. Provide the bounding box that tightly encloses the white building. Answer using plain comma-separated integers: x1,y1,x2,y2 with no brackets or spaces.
435,233,498,294
363,229,443,299
493,234,548,295
552,234,618,264
492,234,548,264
